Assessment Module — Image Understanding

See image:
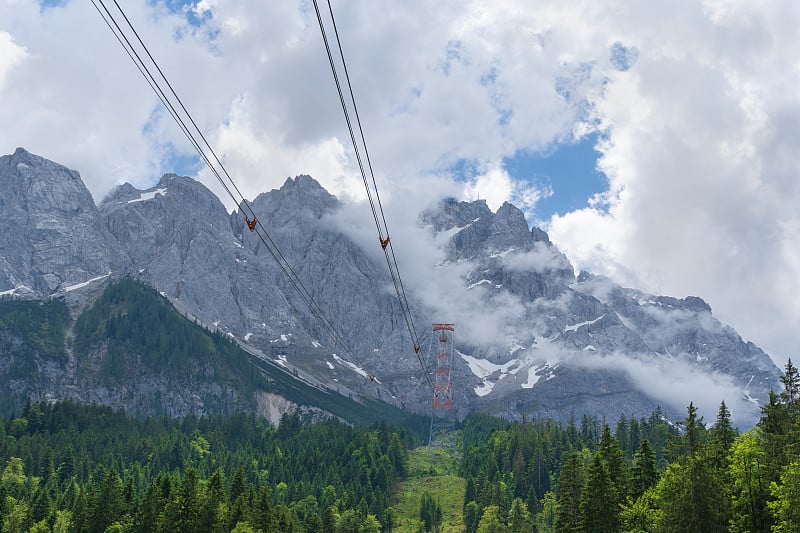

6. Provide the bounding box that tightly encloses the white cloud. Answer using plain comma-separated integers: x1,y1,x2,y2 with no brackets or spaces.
330,181,529,349
547,1,800,367
1,0,798,370
0,31,26,88
570,351,759,426
462,160,551,216
197,94,364,208
462,162,513,209
502,243,569,273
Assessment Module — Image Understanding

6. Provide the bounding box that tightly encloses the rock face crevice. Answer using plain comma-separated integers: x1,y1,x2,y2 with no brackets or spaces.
0,149,782,425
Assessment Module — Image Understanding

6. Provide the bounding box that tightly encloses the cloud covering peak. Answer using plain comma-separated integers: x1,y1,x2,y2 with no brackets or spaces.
1,0,798,370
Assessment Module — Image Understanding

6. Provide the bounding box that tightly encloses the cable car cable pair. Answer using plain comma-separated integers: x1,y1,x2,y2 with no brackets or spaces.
91,0,388,389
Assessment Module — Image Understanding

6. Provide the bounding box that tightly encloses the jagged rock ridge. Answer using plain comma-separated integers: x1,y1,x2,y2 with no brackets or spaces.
0,149,783,425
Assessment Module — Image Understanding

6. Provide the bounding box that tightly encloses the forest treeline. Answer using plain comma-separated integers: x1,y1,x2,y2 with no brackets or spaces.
458,360,800,533
0,401,413,532
3,279,800,532
1,361,798,532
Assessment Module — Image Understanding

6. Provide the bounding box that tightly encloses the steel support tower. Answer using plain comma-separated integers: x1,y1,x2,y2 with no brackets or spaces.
430,323,456,447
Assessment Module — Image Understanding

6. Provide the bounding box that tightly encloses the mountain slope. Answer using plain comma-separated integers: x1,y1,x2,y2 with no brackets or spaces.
421,198,781,424
0,277,426,431
0,149,783,425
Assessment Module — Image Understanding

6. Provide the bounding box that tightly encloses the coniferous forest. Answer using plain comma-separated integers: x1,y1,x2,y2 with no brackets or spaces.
459,359,800,533
1,282,800,531
0,360,798,532
0,402,411,532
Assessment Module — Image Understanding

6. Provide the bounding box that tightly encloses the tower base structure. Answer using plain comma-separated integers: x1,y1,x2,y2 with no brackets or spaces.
429,323,456,449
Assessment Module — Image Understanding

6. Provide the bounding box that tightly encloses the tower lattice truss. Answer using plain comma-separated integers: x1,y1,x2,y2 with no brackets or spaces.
432,323,454,411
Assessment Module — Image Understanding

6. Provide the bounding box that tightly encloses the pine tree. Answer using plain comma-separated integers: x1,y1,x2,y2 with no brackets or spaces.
476,504,507,533
615,414,631,455
554,452,583,533
711,400,737,454
657,403,730,533
534,491,557,533
598,424,626,499
133,479,166,533
160,469,201,533
382,506,396,533
229,468,247,504
580,453,618,533
360,514,382,533
29,486,52,525
464,477,477,510
684,402,704,457
507,497,532,533
87,469,125,533
321,505,338,533
779,358,799,407
759,391,791,481
419,491,442,532
52,509,73,533
249,485,272,533
200,468,227,533
619,487,662,532
629,418,641,457
464,501,480,533
630,438,658,500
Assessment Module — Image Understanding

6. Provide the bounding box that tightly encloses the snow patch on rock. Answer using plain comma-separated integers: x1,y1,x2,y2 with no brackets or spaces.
128,188,167,204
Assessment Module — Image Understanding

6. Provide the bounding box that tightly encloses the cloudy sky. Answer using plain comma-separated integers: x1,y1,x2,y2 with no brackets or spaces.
1,0,799,370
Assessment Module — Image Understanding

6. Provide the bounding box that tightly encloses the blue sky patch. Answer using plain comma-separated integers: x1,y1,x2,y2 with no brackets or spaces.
610,42,638,72
39,0,66,10
164,149,202,177
503,133,606,220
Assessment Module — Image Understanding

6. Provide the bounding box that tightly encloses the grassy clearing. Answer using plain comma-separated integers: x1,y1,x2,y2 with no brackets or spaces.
394,445,465,532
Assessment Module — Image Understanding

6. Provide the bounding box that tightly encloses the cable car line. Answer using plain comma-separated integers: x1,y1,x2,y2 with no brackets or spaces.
91,0,390,394
312,0,433,393
323,0,420,345
89,0,240,211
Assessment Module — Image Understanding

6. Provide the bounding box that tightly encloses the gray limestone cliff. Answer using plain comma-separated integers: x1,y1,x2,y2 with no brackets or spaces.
0,148,129,297
0,149,783,425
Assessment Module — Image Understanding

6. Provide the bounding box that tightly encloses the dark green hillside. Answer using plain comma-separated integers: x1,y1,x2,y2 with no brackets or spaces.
73,278,427,430
1,278,428,433
0,297,69,358
0,297,70,414
72,277,267,414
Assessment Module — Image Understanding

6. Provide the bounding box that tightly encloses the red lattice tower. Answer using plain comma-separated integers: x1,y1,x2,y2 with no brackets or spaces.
432,323,455,411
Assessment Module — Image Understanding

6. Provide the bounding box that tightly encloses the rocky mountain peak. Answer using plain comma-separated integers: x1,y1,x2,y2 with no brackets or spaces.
0,150,783,427
282,174,325,191
531,226,552,245
250,175,338,227
103,182,141,204
10,146,55,166
2,147,91,213
101,174,228,224
419,198,491,233
0,148,128,296
489,201,535,252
